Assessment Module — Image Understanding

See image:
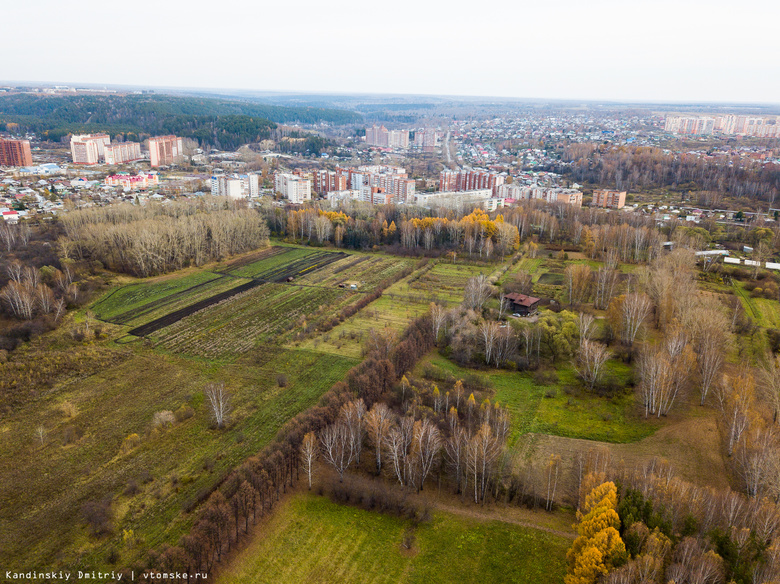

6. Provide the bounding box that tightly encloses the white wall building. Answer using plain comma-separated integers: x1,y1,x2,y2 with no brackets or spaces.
70,134,111,165
274,173,312,204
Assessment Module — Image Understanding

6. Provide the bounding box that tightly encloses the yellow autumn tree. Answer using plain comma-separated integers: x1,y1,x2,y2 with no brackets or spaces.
565,480,626,584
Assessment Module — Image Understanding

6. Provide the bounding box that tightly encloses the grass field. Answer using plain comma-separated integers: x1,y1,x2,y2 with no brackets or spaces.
217,493,569,584
417,353,657,446
0,342,357,572
731,281,780,329
295,260,486,358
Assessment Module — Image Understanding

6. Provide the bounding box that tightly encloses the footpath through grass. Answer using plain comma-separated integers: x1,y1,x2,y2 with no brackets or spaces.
217,492,569,584
417,352,657,445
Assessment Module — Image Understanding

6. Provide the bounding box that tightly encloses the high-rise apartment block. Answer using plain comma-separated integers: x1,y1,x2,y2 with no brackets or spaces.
70,134,111,164
103,142,142,165
665,114,779,137
211,173,260,199
414,128,437,151
313,169,349,194
592,189,626,209
0,138,33,167
439,169,505,196
275,173,312,204
148,135,183,167
365,125,410,149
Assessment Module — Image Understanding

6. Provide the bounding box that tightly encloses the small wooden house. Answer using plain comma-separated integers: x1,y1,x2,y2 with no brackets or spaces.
504,293,541,316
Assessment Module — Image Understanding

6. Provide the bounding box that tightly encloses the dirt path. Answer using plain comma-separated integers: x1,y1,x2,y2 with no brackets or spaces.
429,500,575,540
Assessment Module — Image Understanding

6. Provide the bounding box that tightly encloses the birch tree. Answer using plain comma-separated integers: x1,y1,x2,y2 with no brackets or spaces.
300,431,317,489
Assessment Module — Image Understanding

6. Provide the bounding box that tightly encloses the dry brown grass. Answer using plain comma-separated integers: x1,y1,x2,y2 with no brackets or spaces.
517,405,730,507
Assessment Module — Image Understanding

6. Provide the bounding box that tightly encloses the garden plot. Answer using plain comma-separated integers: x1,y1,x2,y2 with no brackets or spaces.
295,255,413,288
153,283,352,359
397,262,489,304
225,247,347,281
98,274,252,328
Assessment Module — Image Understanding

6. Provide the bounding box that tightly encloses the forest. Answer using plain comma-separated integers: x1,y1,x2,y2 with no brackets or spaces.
554,144,780,206
0,93,362,149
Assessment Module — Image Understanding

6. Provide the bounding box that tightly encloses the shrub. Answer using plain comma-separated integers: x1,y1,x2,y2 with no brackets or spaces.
62,425,83,445
120,433,141,454
151,410,175,430
82,497,112,536
532,369,559,386
60,400,78,418
123,480,140,496
174,404,195,423
276,374,288,387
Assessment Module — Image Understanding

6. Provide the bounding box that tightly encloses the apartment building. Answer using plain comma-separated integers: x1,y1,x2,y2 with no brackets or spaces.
211,173,260,199
365,125,410,149
439,169,505,196
415,189,493,210
70,134,111,164
592,189,626,209
148,135,183,167
104,173,159,189
103,142,142,165
274,173,312,204
665,114,779,137
0,138,32,166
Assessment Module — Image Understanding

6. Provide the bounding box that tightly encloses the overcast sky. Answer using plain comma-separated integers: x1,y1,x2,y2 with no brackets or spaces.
3,0,779,103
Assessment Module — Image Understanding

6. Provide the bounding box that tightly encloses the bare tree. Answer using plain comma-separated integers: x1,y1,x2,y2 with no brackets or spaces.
384,416,414,486
300,432,318,489
340,400,367,465
761,355,780,424
545,454,561,511
366,402,393,473
621,293,652,346
577,312,595,349
576,340,611,390
320,422,354,481
430,303,447,342
412,418,442,491
564,263,591,306
466,423,503,504
463,274,492,311
479,320,500,366
205,382,231,429
719,374,754,457
35,425,46,445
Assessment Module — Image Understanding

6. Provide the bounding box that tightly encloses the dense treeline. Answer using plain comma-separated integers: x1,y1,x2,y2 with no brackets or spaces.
0,94,361,149
556,144,780,204
567,464,780,584
60,198,270,277
0,221,101,353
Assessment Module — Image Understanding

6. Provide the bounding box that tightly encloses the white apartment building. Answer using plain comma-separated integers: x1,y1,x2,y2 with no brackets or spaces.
274,173,312,204
415,189,492,210
70,134,111,165
103,142,142,165
211,173,260,199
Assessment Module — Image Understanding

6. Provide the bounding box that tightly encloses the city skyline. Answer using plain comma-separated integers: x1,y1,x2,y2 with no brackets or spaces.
2,0,778,104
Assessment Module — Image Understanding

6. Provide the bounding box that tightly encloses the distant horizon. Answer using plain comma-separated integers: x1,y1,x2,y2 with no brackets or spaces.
2,80,779,110
3,0,778,107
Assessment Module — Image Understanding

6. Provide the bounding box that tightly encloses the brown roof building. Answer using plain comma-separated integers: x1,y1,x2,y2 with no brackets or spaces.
0,138,33,167
504,293,541,316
